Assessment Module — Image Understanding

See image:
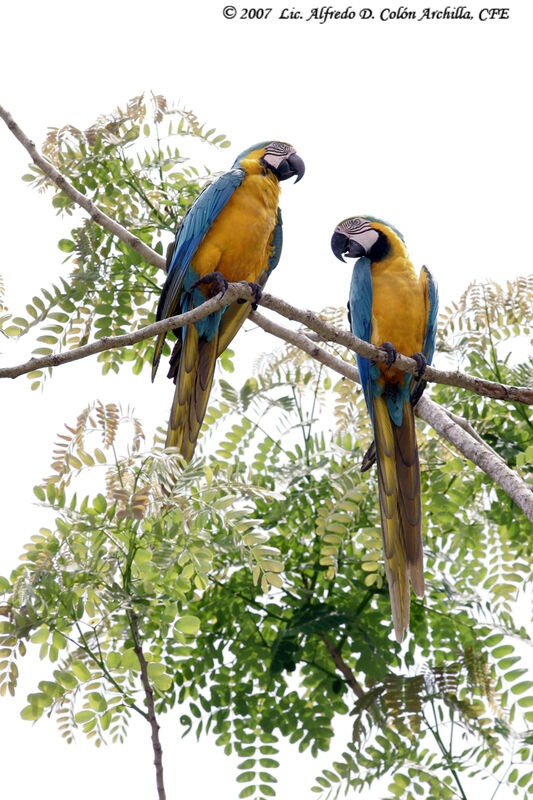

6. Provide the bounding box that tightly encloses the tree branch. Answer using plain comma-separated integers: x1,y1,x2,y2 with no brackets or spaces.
2,287,531,408
129,610,166,800
250,309,359,383
416,395,533,523
320,634,365,699
0,103,166,271
0,285,248,379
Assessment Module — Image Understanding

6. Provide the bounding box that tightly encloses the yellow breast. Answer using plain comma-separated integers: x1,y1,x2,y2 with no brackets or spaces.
191,171,280,284
370,256,427,383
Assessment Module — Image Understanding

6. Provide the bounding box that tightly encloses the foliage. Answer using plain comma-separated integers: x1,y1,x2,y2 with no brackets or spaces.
436,276,533,468
1,100,532,799
1,92,230,387
2,287,533,799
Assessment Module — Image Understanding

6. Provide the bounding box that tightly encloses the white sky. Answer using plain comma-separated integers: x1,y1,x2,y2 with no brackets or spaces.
1,1,531,798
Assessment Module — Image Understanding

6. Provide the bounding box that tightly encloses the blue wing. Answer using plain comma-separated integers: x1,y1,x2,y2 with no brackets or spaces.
420,266,438,365
152,168,245,379
410,265,439,405
348,256,374,420
266,207,283,276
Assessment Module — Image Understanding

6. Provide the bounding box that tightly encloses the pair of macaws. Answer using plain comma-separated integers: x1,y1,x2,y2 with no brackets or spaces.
151,141,438,642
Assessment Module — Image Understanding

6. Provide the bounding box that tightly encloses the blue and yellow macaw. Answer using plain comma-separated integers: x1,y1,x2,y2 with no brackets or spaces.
331,216,438,641
152,141,305,460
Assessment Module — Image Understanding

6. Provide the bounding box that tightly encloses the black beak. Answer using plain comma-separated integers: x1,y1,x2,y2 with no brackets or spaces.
331,231,366,262
275,152,305,183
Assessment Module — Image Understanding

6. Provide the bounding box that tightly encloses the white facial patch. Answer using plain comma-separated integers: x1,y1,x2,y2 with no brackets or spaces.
334,219,379,254
264,143,295,169
348,227,379,251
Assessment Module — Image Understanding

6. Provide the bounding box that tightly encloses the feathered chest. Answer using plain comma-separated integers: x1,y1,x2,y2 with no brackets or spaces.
370,257,427,380
191,172,281,283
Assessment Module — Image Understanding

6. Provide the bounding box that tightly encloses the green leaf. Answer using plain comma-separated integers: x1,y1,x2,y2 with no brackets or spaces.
21,704,44,720
71,660,91,682
33,486,46,501
93,494,107,513
31,626,49,644
511,681,533,695
87,692,108,712
52,631,67,650
74,710,95,724
174,616,200,636
58,239,76,252
54,670,78,689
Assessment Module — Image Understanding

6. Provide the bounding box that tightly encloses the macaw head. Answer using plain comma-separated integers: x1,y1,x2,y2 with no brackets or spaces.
331,216,405,263
234,141,305,183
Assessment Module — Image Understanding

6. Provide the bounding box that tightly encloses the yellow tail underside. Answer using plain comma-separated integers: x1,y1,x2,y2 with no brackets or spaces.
373,395,424,642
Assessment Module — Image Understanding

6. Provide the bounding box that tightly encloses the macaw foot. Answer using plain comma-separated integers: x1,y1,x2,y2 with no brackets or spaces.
237,281,263,310
378,341,397,367
410,352,427,379
190,271,229,298
347,302,352,329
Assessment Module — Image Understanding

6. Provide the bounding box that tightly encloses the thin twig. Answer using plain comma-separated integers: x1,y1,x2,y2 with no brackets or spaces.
129,610,166,800
441,407,503,462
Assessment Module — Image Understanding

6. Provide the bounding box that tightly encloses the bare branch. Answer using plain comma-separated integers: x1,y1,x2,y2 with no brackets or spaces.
3,287,531,409
250,309,359,383
441,407,504,462
0,103,166,272
251,310,533,524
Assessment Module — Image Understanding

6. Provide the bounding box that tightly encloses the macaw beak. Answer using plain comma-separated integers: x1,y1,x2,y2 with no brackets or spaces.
331,232,366,262
275,152,305,183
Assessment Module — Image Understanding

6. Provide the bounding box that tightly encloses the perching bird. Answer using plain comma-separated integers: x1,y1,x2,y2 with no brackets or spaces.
331,216,438,642
152,141,305,460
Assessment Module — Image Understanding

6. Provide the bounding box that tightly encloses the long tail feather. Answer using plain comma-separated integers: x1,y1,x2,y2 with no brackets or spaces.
216,301,253,357
166,325,218,461
373,396,424,641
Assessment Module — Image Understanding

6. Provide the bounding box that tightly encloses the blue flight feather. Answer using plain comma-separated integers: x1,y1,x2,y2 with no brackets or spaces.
157,168,246,325
420,266,439,364
348,256,374,422
267,208,283,275
409,266,439,407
